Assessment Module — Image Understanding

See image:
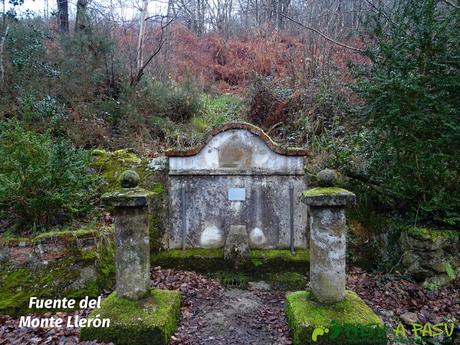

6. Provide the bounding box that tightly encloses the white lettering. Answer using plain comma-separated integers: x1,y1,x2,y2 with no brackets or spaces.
27,297,76,309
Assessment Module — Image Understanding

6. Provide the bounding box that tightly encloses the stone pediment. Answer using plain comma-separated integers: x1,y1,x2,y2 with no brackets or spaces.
166,122,307,175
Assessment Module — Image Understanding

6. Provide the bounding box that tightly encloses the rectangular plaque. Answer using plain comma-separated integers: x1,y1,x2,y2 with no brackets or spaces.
228,188,246,201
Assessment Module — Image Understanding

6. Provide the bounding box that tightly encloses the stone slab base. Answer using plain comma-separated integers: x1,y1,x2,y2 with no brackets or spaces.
80,289,180,345
285,290,385,345
151,249,309,274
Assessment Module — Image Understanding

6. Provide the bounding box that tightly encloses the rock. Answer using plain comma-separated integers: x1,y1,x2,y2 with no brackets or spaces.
401,228,460,287
147,156,168,172
380,309,394,318
400,312,418,325
317,169,337,187
224,225,250,267
248,281,271,291
422,274,453,289
120,170,140,188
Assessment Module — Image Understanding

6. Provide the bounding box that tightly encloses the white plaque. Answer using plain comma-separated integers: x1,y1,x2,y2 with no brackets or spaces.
228,188,246,201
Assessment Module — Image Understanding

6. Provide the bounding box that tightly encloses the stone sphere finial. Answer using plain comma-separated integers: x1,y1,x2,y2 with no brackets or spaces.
317,168,336,187
120,170,140,188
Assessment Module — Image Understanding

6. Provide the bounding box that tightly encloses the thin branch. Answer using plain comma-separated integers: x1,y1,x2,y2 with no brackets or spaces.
443,0,460,9
130,16,175,87
280,13,364,53
361,0,398,28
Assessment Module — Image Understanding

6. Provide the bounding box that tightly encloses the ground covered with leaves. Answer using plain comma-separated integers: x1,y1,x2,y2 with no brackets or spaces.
0,267,459,345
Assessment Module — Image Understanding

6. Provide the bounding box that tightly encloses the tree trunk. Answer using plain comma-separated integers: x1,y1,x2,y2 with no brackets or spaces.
136,0,149,71
57,0,69,33
0,25,9,88
75,0,89,32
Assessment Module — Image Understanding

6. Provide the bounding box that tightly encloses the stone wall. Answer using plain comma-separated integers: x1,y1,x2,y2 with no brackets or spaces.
169,175,307,249
0,227,115,315
167,123,308,249
91,149,169,254
401,227,460,288
0,229,98,265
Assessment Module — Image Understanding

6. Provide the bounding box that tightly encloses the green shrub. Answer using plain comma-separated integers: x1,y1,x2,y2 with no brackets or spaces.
139,80,204,123
0,121,98,233
351,0,460,227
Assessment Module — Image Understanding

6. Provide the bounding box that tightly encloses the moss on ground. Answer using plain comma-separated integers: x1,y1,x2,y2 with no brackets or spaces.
80,289,180,345
267,272,306,290
151,249,309,274
206,271,306,290
285,290,384,345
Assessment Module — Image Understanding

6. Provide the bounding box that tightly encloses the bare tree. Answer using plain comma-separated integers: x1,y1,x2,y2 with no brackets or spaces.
131,15,175,86
76,0,90,32
137,0,149,70
0,24,8,88
57,0,69,33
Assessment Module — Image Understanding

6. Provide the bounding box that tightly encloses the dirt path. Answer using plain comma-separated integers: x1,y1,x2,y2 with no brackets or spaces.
151,269,292,345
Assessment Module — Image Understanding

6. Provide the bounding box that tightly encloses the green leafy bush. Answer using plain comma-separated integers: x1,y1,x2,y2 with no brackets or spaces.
352,0,460,226
139,80,204,123
0,121,98,233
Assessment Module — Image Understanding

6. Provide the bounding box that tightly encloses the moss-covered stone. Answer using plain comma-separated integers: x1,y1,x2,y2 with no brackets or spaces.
92,149,169,255
401,227,459,288
148,181,168,254
32,228,98,242
102,188,153,208
0,227,115,316
407,227,459,241
285,290,385,345
80,289,180,345
0,261,101,315
91,149,152,193
302,187,351,196
151,249,309,274
302,188,356,207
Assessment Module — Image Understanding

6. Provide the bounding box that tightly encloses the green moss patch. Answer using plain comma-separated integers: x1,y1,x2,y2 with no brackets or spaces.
0,261,105,316
33,228,98,242
80,289,180,345
0,227,115,316
406,227,459,241
91,149,153,193
302,187,351,196
267,272,306,290
151,249,309,274
285,290,385,345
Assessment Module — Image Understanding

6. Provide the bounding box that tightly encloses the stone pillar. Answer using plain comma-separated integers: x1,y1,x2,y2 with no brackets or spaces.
102,170,151,300
301,169,355,304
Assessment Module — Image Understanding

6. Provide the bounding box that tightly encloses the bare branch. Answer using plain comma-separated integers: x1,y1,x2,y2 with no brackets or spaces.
280,13,364,53
131,16,176,87
443,0,460,9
